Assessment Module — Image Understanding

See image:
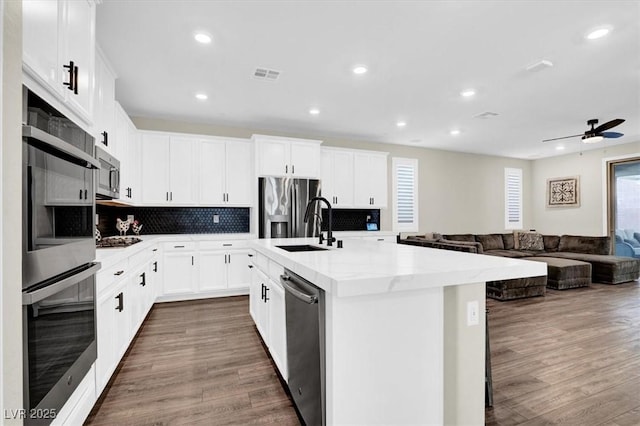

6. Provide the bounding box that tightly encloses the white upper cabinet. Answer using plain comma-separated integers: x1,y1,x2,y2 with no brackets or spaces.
115,103,140,203
23,0,96,123
139,133,198,205
254,134,322,178
353,151,388,208
93,48,116,153
321,148,354,207
199,137,253,206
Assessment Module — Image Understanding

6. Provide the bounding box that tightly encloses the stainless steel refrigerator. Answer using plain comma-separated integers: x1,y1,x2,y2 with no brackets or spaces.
259,177,322,238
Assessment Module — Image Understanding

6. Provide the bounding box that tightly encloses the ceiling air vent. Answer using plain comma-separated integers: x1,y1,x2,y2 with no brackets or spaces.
253,67,281,81
474,111,499,119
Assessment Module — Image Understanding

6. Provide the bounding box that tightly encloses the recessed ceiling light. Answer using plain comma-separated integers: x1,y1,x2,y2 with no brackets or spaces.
460,89,476,98
396,121,407,127
194,32,212,44
309,108,320,115
450,129,461,136
555,146,565,151
586,27,610,40
195,93,208,100
353,65,368,75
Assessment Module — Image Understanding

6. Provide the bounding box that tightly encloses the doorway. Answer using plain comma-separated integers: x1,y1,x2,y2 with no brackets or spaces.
607,157,640,257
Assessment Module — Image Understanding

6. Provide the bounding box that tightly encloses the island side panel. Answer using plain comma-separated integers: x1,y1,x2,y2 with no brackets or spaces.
325,286,444,425
443,282,486,426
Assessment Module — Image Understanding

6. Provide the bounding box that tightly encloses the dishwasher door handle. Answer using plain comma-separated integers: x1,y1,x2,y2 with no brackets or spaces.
280,274,318,304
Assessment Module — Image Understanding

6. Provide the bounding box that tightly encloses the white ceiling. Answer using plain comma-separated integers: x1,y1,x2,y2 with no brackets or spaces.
96,0,640,159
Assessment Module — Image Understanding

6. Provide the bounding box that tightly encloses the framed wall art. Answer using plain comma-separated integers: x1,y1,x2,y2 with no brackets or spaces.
546,176,580,208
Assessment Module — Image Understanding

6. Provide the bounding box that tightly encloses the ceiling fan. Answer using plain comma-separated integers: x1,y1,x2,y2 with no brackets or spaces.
542,118,625,144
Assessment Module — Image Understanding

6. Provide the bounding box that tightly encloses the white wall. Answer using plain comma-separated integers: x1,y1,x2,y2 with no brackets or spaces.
2,0,24,424
532,141,640,235
132,116,533,235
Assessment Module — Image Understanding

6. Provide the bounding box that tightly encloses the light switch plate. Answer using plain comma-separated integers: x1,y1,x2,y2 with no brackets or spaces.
467,300,479,326
213,214,220,223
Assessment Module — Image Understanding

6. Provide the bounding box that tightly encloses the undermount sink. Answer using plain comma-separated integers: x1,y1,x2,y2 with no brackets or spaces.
276,244,328,252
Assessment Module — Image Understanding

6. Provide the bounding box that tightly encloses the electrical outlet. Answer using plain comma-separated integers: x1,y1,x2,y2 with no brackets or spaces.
467,300,479,326
127,214,134,222
213,214,220,224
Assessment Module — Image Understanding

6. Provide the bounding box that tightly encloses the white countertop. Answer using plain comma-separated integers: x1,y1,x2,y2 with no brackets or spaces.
250,237,547,297
95,233,255,268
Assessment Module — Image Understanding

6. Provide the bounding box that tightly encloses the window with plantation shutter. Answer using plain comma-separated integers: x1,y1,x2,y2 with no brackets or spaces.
504,168,523,229
393,158,419,232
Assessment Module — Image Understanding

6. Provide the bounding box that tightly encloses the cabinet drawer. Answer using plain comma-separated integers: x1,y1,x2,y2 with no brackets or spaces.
163,241,196,251
268,261,284,283
199,240,248,250
97,258,129,295
254,251,269,272
130,244,158,266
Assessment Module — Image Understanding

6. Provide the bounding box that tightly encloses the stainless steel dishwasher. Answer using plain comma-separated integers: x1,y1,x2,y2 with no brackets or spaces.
280,269,325,426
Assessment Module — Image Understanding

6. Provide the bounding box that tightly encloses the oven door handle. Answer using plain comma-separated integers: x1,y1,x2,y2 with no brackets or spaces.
22,262,101,305
22,125,100,169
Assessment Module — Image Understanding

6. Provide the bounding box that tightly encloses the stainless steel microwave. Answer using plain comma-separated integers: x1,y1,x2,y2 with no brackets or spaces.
95,146,120,199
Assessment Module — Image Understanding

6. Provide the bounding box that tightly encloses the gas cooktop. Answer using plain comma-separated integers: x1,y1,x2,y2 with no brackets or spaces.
96,236,142,248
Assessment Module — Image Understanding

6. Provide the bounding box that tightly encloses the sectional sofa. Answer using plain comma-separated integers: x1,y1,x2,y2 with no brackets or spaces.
398,232,640,301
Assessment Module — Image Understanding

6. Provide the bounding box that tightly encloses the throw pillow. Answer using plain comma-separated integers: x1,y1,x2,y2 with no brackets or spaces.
475,234,504,251
516,232,544,251
542,235,560,252
624,238,640,248
502,233,515,250
443,234,476,243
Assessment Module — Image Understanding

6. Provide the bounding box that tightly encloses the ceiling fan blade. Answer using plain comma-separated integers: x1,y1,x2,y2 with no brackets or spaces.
593,118,625,133
542,134,582,142
602,131,624,139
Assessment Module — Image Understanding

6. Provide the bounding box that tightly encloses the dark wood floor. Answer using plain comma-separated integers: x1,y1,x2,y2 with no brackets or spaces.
486,280,640,426
86,281,640,425
85,296,300,425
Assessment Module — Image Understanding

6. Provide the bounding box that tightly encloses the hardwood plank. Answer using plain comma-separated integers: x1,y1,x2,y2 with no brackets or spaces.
486,280,640,425
86,296,300,425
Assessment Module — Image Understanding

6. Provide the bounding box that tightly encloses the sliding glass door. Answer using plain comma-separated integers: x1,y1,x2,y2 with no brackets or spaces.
608,157,640,257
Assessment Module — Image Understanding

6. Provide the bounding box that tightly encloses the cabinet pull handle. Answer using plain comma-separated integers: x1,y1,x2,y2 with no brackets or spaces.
153,261,158,272
63,61,75,92
377,238,384,241
102,131,108,146
192,256,194,266
248,265,253,269
174,245,185,248
264,286,270,302
228,254,231,264
261,283,265,300
292,164,295,174
223,243,232,247
115,292,124,312
285,164,288,174
84,189,88,199
73,65,79,94
140,272,146,287
248,254,253,257
114,270,124,276
166,192,169,201
170,192,173,201
152,248,158,252
79,189,83,200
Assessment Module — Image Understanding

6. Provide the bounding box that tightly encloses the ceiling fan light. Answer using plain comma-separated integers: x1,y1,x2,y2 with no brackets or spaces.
582,134,603,144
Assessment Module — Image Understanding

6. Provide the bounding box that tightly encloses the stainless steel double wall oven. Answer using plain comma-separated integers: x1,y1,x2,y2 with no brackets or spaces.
22,88,101,424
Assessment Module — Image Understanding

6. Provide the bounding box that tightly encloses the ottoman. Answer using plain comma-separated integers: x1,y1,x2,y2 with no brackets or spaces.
522,257,591,290
536,253,640,284
486,275,547,301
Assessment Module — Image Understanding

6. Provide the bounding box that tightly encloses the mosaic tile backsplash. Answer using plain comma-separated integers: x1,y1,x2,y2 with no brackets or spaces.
321,209,380,232
97,206,250,237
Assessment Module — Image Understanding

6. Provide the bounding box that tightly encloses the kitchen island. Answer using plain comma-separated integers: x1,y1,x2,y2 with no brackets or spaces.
250,237,546,425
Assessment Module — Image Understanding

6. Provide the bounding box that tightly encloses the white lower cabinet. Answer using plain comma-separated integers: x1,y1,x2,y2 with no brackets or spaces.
96,244,159,398
249,254,288,381
162,242,198,296
162,241,251,300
